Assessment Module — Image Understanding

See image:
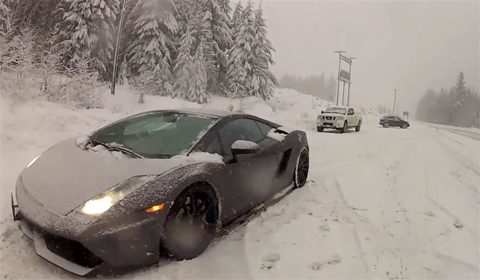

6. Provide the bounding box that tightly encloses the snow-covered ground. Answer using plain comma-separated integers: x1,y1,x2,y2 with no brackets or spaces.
1,87,479,279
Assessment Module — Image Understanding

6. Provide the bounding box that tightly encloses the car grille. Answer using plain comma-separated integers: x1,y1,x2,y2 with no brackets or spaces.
39,229,103,268
325,116,334,120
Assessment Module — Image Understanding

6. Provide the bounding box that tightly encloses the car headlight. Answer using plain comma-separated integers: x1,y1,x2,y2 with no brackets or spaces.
81,192,123,215
27,156,40,168
80,175,158,216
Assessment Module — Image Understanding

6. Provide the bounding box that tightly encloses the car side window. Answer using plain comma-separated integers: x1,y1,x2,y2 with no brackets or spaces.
255,121,274,136
206,134,224,155
218,118,265,155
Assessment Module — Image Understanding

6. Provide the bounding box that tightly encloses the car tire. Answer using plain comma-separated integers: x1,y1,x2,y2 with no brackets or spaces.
317,126,324,132
355,121,362,132
340,121,348,133
161,184,220,261
294,147,309,188
401,124,408,129
383,123,390,128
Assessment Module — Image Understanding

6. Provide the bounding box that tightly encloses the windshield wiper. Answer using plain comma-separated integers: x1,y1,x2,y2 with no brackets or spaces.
90,139,143,159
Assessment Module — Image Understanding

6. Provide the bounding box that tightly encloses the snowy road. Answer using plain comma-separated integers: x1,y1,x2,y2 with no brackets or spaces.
1,115,479,279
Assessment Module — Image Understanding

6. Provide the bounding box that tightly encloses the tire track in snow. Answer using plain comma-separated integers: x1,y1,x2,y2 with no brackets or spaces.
434,137,479,205
435,137,480,177
309,176,424,279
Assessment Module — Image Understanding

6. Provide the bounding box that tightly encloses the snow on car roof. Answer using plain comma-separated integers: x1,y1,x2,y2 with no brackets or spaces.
169,107,237,117
137,108,237,118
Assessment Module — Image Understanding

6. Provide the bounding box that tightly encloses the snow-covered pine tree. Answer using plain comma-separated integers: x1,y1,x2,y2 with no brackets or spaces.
9,0,63,35
0,0,10,36
217,0,231,15
173,6,210,103
128,0,178,96
250,3,277,99
231,1,243,35
59,0,119,78
226,0,256,98
450,72,467,124
172,13,195,99
171,0,195,73
174,0,195,32
187,42,209,103
198,0,232,95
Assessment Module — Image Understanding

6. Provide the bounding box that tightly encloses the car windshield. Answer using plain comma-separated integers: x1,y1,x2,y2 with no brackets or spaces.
89,112,219,158
324,107,347,114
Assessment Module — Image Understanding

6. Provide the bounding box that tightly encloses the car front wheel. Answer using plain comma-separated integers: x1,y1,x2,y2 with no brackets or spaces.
340,121,348,133
317,126,324,132
161,184,220,261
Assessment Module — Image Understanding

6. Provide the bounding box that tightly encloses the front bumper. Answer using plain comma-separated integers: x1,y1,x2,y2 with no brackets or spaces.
12,180,172,277
317,119,345,129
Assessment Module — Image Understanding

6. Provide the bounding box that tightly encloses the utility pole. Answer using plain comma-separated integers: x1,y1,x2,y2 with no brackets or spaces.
334,51,345,105
393,89,397,115
111,0,128,95
346,57,356,106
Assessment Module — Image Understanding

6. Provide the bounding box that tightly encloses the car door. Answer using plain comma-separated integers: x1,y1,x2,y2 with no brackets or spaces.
347,108,356,126
392,116,402,127
207,118,281,220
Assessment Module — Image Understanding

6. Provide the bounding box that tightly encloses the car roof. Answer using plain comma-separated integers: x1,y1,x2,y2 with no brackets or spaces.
171,107,238,117
143,108,238,118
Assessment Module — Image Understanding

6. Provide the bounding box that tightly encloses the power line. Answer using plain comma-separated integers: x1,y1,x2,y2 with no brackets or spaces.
334,51,345,106
393,89,397,115
346,57,356,106
111,0,128,95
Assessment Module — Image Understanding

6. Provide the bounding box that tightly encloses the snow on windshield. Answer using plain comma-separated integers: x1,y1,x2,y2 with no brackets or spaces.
89,113,219,158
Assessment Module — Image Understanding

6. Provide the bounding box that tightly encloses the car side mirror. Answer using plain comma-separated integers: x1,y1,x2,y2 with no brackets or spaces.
321,110,324,114
231,140,260,157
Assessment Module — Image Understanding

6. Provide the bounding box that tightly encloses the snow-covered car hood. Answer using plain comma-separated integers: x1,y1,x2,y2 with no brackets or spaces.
20,137,213,216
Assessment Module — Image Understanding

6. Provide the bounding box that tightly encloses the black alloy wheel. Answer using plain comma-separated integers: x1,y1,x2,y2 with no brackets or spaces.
161,184,219,261
294,148,310,188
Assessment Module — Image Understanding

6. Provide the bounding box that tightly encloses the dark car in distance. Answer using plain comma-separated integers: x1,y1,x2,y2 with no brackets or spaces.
11,108,309,277
379,115,410,129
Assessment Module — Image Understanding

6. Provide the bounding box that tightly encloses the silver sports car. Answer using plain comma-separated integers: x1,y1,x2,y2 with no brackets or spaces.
11,108,310,276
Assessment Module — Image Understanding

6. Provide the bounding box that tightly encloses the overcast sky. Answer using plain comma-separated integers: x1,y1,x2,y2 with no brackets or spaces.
240,0,479,113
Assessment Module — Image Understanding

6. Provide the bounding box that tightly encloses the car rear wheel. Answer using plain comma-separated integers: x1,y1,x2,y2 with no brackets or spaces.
294,147,309,188
401,124,408,129
355,121,362,132
161,184,220,261
317,126,324,132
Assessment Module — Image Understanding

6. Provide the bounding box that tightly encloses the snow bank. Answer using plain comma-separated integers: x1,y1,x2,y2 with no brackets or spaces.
1,84,386,159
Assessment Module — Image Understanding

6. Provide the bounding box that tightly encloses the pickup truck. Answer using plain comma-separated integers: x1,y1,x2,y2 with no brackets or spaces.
316,106,363,133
